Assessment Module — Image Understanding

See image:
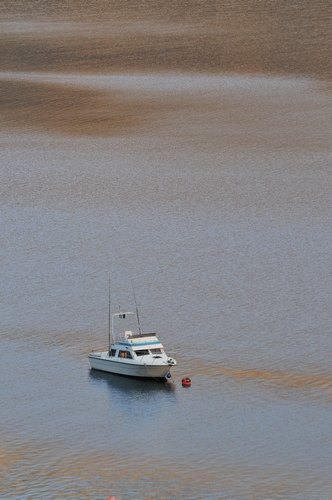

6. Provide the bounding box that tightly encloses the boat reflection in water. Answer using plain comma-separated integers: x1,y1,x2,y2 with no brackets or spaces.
88,368,176,393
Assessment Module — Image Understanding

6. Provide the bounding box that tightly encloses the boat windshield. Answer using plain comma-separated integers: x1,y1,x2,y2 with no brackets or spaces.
134,349,150,356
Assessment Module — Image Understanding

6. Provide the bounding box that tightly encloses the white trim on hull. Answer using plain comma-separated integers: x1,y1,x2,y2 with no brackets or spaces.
88,352,172,378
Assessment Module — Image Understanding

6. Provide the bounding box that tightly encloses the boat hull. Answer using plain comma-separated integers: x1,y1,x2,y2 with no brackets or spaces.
88,353,173,379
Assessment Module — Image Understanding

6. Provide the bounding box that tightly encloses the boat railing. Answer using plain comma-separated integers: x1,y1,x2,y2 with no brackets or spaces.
166,350,176,359
114,334,123,342
114,332,134,342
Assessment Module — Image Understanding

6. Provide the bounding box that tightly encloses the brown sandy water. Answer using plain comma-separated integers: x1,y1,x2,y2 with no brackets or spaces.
1,2,332,499
1,0,331,78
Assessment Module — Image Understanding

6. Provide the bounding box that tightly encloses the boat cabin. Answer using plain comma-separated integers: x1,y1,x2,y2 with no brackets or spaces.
109,331,167,360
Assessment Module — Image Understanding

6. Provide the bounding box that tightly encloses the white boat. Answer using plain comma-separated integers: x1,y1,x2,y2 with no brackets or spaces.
88,293,177,379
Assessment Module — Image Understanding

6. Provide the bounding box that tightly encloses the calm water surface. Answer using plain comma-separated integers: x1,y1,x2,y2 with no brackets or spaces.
1,2,332,499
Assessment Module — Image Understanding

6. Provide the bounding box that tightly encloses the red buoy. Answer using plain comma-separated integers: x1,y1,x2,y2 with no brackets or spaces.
182,377,191,387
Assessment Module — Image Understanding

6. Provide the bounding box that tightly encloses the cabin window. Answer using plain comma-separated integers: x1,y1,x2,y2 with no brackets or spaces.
150,348,162,354
118,350,132,359
134,349,150,356
110,349,116,357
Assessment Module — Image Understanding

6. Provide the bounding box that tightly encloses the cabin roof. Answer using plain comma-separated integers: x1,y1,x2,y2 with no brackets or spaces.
114,336,162,348
129,332,157,339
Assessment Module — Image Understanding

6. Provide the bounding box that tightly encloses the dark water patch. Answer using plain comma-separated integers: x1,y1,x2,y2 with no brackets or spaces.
1,1,331,79
0,78,183,136
1,73,331,146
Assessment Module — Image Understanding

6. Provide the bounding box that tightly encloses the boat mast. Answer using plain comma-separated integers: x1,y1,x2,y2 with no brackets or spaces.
132,281,142,336
108,277,111,353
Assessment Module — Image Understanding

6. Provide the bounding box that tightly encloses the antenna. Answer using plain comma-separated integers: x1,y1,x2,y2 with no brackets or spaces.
132,280,142,336
108,277,111,352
